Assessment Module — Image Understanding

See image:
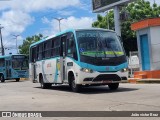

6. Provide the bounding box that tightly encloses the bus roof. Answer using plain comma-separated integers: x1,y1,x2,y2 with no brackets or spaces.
0,55,11,59
30,28,115,48
0,54,27,59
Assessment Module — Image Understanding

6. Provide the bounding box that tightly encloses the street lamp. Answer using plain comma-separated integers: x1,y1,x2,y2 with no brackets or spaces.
12,35,20,54
54,18,64,32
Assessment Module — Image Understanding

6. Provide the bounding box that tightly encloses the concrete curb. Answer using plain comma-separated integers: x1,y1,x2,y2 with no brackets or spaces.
137,79,160,84
127,78,160,84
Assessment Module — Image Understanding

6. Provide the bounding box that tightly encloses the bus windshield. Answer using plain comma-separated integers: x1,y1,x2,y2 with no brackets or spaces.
77,30,124,58
12,56,28,70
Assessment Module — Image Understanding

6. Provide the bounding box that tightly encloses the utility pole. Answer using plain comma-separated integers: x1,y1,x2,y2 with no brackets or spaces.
114,6,121,36
0,24,5,55
13,34,20,54
54,18,64,32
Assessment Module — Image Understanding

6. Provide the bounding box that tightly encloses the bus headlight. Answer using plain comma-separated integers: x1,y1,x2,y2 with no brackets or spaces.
80,68,93,73
121,68,128,72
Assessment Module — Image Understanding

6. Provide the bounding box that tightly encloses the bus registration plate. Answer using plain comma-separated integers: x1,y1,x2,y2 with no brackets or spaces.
102,80,112,83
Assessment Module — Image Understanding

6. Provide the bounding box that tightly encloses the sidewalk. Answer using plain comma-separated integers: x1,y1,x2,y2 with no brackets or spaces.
127,78,160,84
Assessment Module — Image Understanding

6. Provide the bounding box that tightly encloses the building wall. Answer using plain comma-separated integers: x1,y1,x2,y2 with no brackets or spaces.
136,26,160,71
150,26,160,70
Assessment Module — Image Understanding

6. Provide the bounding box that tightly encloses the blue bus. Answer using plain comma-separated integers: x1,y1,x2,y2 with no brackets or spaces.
29,28,128,92
0,54,29,82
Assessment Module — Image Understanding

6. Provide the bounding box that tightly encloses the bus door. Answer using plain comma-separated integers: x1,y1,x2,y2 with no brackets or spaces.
31,47,37,81
6,60,11,79
60,35,67,82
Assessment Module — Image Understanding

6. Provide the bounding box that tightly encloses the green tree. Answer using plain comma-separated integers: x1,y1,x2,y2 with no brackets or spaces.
19,34,43,55
92,0,160,55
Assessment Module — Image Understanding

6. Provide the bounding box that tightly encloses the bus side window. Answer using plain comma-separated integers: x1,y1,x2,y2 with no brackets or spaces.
51,39,55,57
51,37,60,57
37,44,43,60
37,45,40,60
0,58,5,67
55,37,60,56
67,33,78,61
44,40,51,59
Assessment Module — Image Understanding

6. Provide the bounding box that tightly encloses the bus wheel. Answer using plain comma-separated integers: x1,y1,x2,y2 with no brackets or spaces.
40,76,51,89
16,78,20,82
70,76,82,92
108,83,119,90
0,74,5,83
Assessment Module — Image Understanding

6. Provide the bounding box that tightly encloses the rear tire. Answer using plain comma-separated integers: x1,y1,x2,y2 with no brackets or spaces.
0,74,5,83
108,83,119,90
70,76,82,92
40,76,51,89
16,78,20,82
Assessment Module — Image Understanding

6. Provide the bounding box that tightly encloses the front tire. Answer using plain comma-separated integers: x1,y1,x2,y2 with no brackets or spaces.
70,76,82,92
40,76,51,89
0,74,5,83
108,83,119,90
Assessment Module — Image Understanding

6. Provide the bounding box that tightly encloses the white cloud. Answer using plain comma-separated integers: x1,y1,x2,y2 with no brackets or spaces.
0,10,34,52
0,0,82,36
0,0,81,12
60,16,94,30
41,17,50,24
0,10,34,36
42,16,94,36
57,10,76,16
0,0,83,54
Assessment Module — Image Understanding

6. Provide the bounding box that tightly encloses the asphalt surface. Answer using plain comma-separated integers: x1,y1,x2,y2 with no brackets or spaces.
0,80,160,120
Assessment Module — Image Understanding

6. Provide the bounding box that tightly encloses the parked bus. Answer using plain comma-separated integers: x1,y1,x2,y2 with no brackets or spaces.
0,54,29,82
29,28,128,92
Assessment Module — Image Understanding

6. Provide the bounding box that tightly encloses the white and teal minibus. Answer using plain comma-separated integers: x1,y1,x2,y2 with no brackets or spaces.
29,28,128,92
0,54,29,82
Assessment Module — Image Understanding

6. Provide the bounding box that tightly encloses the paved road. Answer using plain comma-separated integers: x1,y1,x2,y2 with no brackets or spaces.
0,80,160,120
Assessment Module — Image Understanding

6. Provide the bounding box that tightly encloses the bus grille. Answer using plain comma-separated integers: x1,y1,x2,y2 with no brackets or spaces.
93,74,121,81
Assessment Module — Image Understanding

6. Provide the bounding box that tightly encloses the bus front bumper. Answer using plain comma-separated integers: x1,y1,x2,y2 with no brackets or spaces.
76,70,128,85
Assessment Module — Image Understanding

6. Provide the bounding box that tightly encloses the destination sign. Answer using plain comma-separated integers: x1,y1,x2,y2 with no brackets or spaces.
92,0,119,10
92,0,135,13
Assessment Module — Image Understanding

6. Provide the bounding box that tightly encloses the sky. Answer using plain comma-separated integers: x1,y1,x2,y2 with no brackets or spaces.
0,0,159,55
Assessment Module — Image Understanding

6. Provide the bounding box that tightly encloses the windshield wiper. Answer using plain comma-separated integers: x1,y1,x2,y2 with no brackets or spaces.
110,47,118,57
